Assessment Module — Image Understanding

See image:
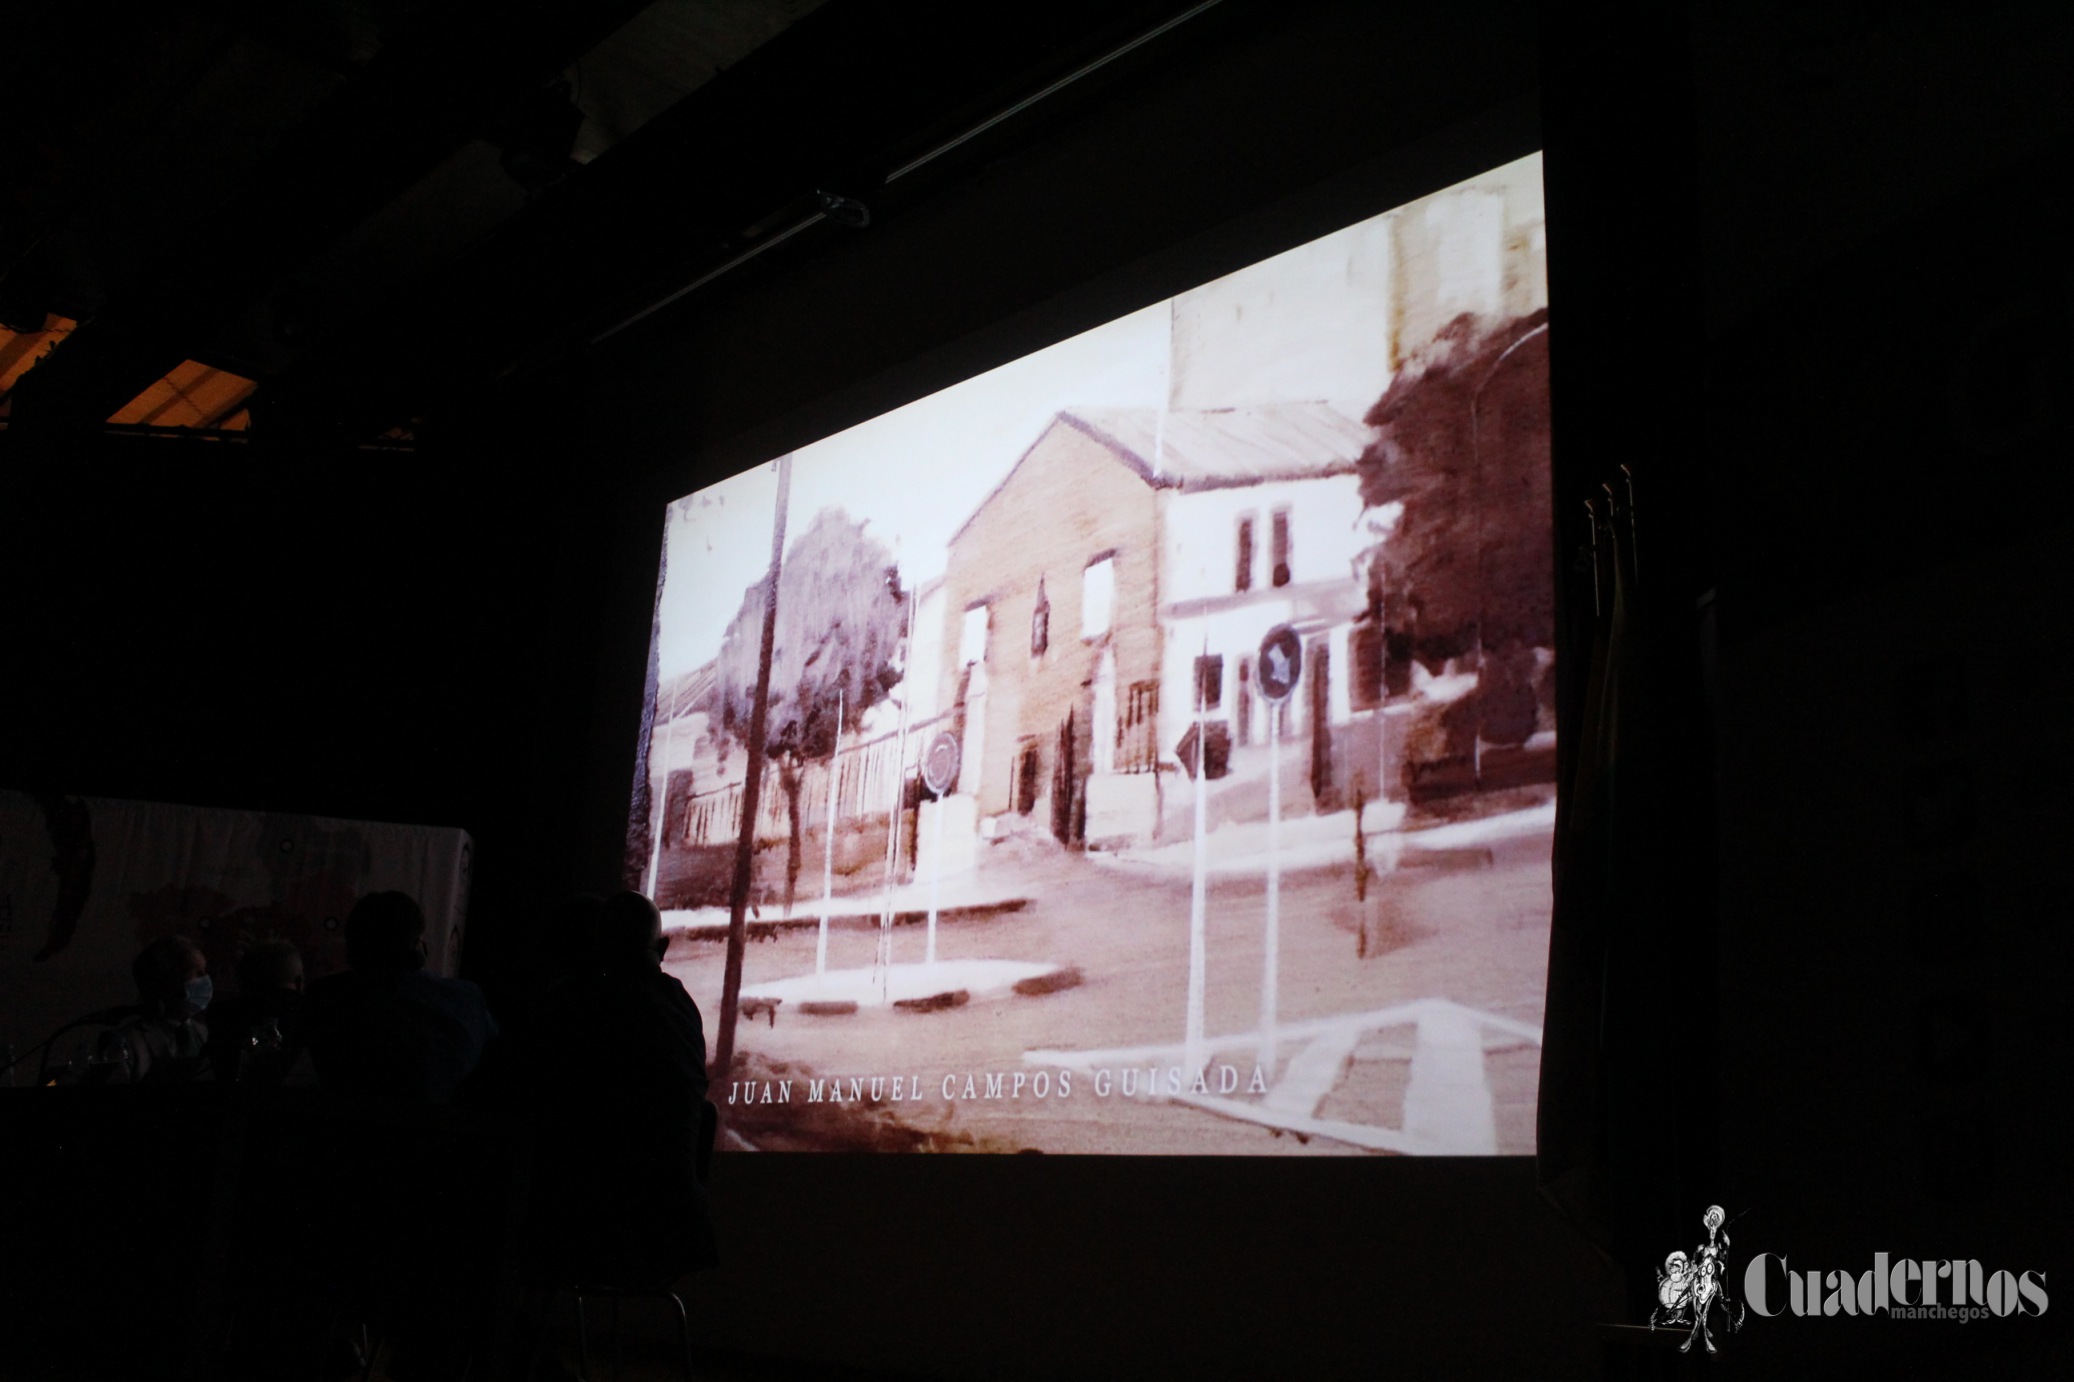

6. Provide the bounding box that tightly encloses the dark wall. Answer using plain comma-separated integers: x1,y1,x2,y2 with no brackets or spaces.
5,1,2070,1378
0,406,646,981
1691,5,2074,1375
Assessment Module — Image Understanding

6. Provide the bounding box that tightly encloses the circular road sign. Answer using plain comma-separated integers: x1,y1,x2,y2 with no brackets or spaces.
1257,625,1303,703
922,731,962,796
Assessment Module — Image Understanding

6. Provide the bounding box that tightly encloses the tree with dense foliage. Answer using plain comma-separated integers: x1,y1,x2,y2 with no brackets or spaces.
1357,309,1552,780
714,508,907,910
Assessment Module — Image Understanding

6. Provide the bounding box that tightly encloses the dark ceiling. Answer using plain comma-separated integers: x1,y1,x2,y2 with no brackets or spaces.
0,0,1239,452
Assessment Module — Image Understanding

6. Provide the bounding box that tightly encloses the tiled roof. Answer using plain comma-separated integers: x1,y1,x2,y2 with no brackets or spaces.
1066,402,1369,490
947,402,1371,547
658,661,716,724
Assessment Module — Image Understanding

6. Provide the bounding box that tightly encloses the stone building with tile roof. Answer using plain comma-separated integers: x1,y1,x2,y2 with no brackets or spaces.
937,401,1379,847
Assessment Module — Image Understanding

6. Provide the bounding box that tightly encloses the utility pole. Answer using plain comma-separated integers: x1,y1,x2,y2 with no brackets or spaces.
816,687,842,975
713,454,791,1084
1184,624,1209,1080
1255,624,1303,1072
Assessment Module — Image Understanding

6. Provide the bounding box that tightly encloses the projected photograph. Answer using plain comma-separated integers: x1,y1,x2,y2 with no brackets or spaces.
635,154,1551,1155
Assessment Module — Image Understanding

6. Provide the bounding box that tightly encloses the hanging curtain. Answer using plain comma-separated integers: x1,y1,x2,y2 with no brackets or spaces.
1538,478,1714,1299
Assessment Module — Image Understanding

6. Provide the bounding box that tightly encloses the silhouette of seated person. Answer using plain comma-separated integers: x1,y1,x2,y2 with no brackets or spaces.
474,891,717,1284
204,937,310,1082
502,893,606,1030
285,897,502,1380
106,934,213,1083
303,891,496,1104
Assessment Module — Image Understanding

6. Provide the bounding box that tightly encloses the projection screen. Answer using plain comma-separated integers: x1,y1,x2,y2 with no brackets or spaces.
635,153,1552,1155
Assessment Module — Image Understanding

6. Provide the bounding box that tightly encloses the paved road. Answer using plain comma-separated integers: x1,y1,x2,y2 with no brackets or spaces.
670,817,1552,1155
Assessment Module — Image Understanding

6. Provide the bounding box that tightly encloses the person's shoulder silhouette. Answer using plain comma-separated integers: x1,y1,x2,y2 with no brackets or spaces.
505,892,715,1279
304,892,493,1104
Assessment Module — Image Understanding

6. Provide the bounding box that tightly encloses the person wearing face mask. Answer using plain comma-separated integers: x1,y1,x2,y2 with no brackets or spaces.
114,934,214,1083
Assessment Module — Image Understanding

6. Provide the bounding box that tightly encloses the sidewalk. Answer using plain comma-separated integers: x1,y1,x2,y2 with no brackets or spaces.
662,864,1035,939
1086,798,1556,878
664,798,1558,935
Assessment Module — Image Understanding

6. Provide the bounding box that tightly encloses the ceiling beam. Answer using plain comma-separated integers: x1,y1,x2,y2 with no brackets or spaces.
5,0,650,434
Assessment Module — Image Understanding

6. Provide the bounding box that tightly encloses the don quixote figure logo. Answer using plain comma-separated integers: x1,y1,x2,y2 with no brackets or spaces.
1651,1205,1748,1353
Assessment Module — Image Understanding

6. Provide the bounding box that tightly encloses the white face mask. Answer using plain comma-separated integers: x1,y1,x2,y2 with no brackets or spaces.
183,975,214,1015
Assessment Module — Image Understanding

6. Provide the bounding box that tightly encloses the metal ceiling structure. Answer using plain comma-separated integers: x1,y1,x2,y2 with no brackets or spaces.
0,0,1230,453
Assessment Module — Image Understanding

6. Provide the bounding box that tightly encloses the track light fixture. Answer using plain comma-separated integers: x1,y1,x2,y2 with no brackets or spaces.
814,189,871,229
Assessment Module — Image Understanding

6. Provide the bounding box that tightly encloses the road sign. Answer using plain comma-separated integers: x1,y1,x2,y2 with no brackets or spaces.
922,731,961,796
1258,624,1303,702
